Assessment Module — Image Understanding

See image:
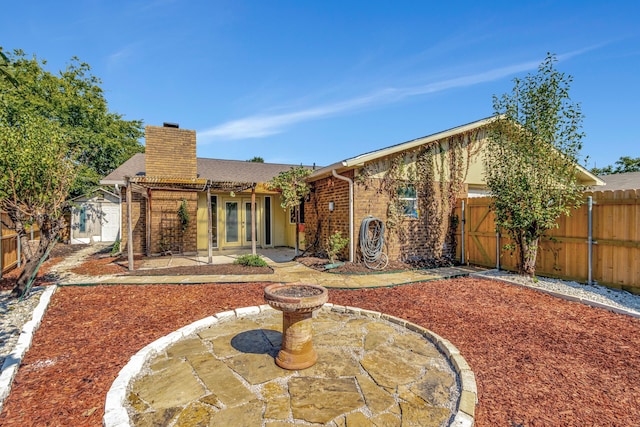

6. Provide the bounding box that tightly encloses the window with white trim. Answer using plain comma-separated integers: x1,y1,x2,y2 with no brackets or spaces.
398,184,418,218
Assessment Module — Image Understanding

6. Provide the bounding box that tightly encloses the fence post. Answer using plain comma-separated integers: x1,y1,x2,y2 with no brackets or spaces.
587,196,593,285
496,230,500,270
17,233,21,268
461,200,466,264
126,177,134,271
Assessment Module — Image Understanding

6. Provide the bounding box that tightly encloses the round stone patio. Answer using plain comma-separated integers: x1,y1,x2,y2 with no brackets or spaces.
104,304,477,426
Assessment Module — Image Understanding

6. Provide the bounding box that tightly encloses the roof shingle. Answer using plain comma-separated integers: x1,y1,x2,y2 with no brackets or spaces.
100,153,316,186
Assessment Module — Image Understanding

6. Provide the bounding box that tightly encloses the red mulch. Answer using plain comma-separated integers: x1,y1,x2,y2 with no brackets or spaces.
0,256,63,291
1,279,640,426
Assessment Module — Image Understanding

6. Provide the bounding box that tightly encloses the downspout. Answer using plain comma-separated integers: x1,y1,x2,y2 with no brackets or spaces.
331,169,354,262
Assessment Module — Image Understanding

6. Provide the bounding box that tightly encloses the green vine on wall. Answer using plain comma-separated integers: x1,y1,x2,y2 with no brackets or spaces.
178,198,190,232
357,130,482,261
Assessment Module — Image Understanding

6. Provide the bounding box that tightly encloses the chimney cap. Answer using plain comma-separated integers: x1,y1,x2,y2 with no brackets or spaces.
163,122,179,128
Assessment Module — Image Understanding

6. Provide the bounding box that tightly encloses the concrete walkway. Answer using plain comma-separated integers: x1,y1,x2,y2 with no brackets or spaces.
63,247,485,289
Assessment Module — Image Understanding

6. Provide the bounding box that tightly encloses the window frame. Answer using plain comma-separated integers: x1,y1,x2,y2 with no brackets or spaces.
398,184,418,218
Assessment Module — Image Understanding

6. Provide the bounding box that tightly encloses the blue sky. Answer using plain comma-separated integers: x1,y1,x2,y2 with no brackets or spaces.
3,1,639,169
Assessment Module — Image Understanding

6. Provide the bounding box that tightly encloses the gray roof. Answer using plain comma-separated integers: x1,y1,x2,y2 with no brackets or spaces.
596,171,640,191
100,153,315,185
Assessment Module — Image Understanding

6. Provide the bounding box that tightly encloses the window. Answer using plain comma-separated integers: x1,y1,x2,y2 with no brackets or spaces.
398,184,418,218
79,206,87,232
289,200,305,224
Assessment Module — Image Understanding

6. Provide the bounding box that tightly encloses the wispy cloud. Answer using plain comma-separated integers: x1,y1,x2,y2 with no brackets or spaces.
107,43,140,71
198,48,596,143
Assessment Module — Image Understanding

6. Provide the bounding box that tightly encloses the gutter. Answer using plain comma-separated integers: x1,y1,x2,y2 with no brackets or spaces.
331,169,354,262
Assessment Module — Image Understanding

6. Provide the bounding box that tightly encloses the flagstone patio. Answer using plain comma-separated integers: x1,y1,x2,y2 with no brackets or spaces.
105,304,477,426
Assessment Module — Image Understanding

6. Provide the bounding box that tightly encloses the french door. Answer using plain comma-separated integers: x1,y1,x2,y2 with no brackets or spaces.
224,198,260,247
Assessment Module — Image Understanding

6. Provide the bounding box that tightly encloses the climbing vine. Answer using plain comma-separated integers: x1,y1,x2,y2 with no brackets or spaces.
417,131,481,260
357,130,482,262
178,198,190,232
381,155,409,237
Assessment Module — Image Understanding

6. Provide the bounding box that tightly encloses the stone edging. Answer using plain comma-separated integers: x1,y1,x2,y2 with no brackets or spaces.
103,304,477,427
0,285,57,414
471,272,640,319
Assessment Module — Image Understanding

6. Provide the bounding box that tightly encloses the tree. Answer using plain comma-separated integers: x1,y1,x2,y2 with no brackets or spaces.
267,166,312,255
591,156,640,175
0,49,144,297
0,48,17,86
0,115,76,296
484,53,585,276
247,156,264,163
1,49,144,198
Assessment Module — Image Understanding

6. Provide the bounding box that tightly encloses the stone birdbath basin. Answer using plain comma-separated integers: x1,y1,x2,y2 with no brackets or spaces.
264,283,328,370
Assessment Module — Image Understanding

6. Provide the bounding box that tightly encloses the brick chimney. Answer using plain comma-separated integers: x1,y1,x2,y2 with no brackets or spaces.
145,123,197,179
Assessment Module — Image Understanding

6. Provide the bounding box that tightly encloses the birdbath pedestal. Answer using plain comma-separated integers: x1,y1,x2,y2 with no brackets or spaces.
264,283,328,370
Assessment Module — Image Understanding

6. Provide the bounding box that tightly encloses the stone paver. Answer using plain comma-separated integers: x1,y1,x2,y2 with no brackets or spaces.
115,305,474,426
62,248,483,290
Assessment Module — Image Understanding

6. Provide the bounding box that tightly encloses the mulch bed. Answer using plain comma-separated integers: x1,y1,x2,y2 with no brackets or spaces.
1,278,639,426
69,255,273,276
0,252,70,292
62,245,273,276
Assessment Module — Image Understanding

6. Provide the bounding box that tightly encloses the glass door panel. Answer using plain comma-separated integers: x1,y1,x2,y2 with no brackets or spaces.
211,195,218,248
243,200,260,246
225,201,239,243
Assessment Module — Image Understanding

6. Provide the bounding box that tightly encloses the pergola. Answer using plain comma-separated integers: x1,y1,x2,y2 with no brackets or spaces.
123,176,258,271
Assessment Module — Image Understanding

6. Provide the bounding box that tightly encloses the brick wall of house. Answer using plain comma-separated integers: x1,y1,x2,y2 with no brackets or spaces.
149,190,198,254
145,125,197,179
353,178,462,262
308,172,461,263
306,172,353,261
120,188,147,254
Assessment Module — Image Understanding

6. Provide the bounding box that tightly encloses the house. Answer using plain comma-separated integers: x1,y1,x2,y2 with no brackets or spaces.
69,188,121,244
101,123,313,259
305,117,604,264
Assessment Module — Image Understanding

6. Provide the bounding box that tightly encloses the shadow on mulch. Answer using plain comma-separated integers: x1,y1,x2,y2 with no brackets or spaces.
295,256,455,274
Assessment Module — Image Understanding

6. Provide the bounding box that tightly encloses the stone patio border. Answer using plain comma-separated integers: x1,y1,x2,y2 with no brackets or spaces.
103,303,477,427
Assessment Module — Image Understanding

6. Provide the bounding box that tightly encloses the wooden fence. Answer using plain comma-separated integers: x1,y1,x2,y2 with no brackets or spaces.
0,211,41,277
454,190,640,294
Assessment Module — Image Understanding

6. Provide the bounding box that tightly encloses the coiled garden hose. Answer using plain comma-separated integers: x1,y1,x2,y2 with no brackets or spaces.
359,216,388,270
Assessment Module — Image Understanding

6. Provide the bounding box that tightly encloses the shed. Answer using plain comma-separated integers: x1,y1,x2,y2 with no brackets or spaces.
70,188,121,244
